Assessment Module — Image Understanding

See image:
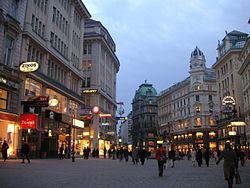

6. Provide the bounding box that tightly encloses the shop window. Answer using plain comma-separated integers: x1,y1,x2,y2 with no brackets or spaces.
0,89,8,110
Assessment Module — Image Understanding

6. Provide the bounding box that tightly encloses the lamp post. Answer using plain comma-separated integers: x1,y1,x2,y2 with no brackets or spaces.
72,110,75,162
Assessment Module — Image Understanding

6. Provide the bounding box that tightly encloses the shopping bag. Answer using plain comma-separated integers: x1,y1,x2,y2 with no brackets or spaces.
235,169,241,184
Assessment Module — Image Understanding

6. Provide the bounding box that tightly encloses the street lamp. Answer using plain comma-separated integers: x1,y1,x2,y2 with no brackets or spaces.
72,110,76,162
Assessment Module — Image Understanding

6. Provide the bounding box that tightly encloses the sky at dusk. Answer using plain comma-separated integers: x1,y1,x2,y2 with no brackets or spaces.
83,0,249,116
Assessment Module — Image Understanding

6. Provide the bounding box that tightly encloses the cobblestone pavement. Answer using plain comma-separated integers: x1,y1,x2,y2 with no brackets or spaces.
0,157,249,188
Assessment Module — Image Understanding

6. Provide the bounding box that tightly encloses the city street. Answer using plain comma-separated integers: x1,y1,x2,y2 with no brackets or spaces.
0,157,250,188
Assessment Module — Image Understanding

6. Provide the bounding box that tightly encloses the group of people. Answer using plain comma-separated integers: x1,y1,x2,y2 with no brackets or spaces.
1,140,30,163
156,143,244,188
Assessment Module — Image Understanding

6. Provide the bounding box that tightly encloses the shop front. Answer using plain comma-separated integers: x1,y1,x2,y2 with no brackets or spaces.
0,112,19,158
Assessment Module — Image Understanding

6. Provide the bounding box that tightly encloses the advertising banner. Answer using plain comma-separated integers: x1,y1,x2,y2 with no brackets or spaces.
20,114,37,129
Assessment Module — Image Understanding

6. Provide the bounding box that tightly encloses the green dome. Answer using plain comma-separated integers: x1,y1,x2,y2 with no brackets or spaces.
134,81,157,99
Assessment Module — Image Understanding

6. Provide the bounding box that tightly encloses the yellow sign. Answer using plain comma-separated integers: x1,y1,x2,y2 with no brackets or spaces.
19,61,40,73
82,89,97,93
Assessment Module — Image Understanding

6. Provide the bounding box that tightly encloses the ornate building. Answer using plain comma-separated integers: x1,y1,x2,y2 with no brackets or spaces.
158,47,218,153
212,31,248,150
131,81,158,152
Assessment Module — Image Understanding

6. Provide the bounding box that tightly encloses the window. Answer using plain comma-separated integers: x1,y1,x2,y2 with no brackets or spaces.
24,78,42,96
52,7,56,22
4,37,13,66
209,95,212,101
83,43,92,54
31,14,35,29
8,0,17,18
0,89,8,110
209,118,215,126
195,95,199,101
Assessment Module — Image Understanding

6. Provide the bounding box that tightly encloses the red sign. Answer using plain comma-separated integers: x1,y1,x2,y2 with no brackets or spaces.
20,114,37,129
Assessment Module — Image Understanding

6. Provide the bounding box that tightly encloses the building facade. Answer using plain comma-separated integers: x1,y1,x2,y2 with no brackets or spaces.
158,47,218,153
238,36,250,149
0,0,91,158
131,81,158,152
82,19,120,155
0,0,24,158
212,31,248,151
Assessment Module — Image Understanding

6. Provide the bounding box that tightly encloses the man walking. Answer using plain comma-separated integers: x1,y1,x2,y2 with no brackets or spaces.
21,142,30,163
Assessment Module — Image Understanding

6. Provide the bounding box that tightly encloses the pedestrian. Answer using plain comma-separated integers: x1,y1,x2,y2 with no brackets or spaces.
132,146,138,165
191,149,197,167
59,145,64,160
124,147,129,162
216,142,238,188
213,150,218,162
196,149,203,167
156,144,167,177
138,148,146,165
1,140,9,162
21,142,30,164
204,147,210,167
104,147,107,159
239,150,245,167
169,147,176,168
108,148,112,159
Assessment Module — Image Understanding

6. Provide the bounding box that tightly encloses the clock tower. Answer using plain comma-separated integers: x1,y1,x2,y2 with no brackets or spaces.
189,46,206,86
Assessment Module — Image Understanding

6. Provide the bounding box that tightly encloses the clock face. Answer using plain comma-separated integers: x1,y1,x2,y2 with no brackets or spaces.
194,62,198,67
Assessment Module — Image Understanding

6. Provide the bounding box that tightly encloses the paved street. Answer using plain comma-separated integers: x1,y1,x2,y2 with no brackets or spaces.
0,157,250,188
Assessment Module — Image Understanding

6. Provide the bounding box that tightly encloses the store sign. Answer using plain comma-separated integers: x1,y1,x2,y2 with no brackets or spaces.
82,89,98,94
116,117,128,120
222,96,236,105
49,98,59,107
20,114,37,129
19,61,40,73
73,119,84,128
99,114,112,118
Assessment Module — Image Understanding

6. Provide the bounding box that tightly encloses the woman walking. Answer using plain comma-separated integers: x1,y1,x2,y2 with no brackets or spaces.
216,142,238,188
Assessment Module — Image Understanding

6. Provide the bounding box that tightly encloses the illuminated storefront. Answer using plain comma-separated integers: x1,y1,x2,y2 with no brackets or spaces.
0,112,19,158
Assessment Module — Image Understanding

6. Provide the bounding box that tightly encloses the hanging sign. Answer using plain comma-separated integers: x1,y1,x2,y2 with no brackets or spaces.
20,114,37,129
19,61,40,73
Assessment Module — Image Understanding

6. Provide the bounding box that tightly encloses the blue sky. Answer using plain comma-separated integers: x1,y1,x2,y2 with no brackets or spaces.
83,0,249,116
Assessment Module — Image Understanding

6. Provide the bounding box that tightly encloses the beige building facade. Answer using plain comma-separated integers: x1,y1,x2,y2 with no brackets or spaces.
82,19,120,154
0,0,91,158
212,31,248,150
158,47,218,153
239,36,250,148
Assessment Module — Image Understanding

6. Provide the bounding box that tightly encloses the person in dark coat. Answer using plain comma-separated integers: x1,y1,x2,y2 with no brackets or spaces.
59,145,64,160
204,147,210,167
21,142,30,163
196,149,203,167
169,147,176,168
216,142,238,188
138,148,146,165
104,147,107,159
1,140,9,162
